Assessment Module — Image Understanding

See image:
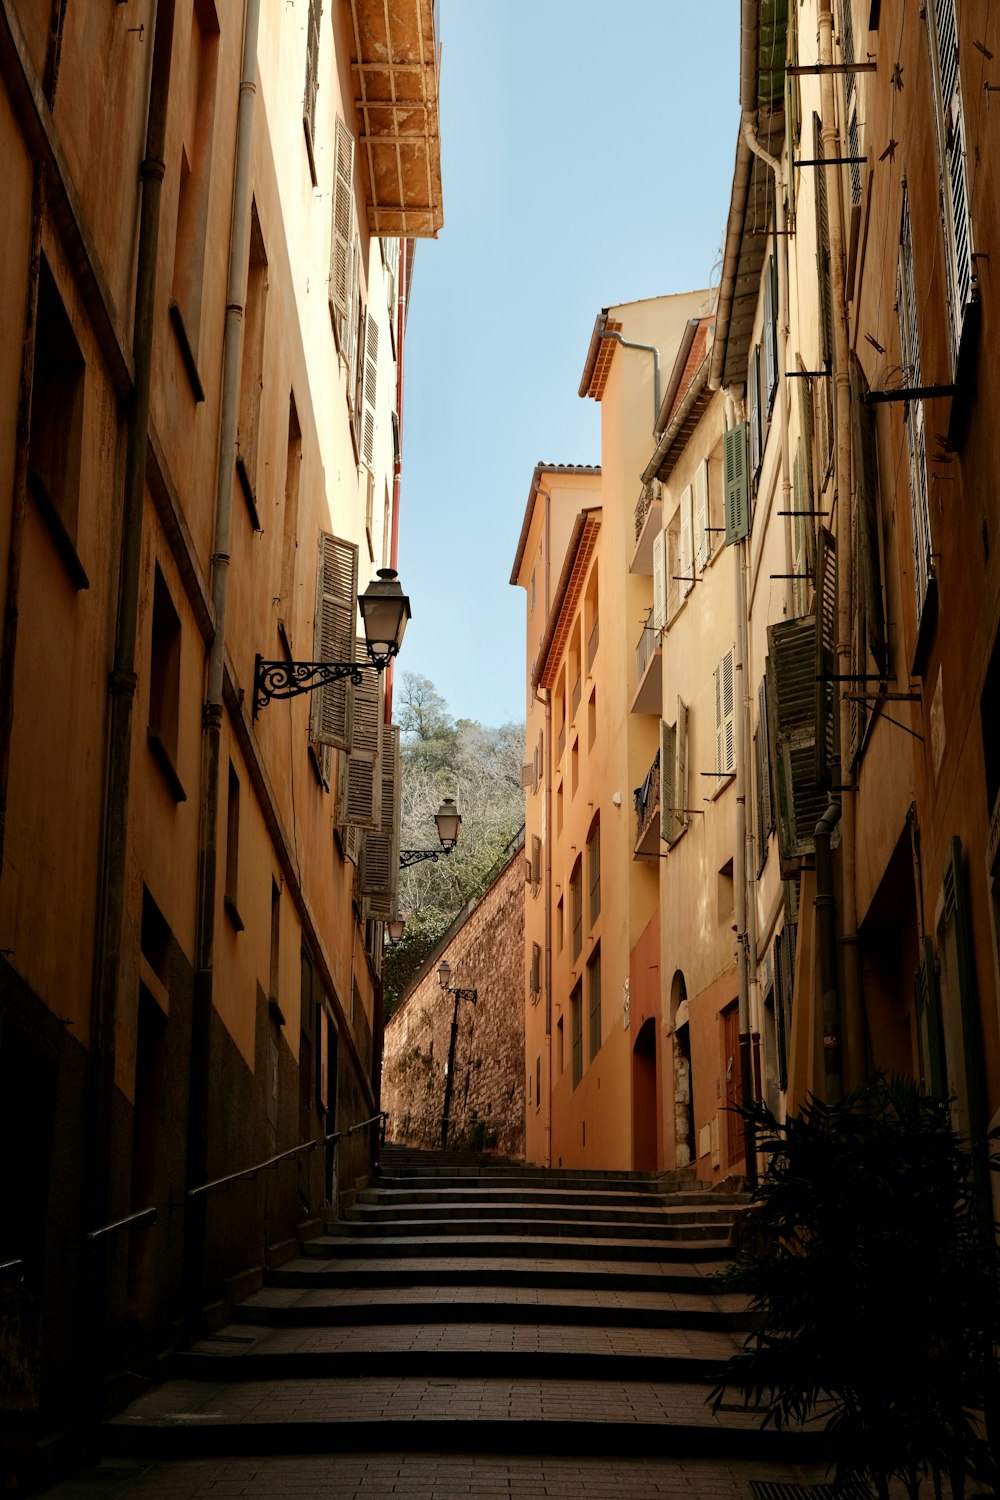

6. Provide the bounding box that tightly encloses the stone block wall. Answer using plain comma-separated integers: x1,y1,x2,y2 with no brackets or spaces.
382,844,525,1158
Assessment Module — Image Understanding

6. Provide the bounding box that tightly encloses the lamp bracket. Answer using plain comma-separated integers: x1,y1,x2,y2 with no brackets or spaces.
253,654,381,717
399,847,446,869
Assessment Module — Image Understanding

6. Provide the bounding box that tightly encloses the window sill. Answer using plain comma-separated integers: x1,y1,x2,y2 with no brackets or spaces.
224,893,244,933
147,727,187,803
710,772,736,802
236,453,263,532
169,301,206,404
27,470,89,591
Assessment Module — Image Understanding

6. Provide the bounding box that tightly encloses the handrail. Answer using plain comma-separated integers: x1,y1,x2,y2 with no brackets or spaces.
84,1206,157,1243
0,1258,25,1277
187,1112,387,1198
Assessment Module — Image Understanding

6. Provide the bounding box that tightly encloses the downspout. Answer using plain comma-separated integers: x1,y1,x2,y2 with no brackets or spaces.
818,0,863,1091
725,392,758,1188
187,0,260,1302
539,485,553,1167
91,0,176,1230
385,235,408,724
815,800,843,1101
598,331,661,430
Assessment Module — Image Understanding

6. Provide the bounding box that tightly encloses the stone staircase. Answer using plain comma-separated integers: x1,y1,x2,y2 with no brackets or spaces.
91,1147,827,1468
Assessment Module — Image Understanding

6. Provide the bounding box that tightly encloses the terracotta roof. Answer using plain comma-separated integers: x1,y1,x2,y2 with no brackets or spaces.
533,512,601,691
643,317,717,484
578,313,623,401
509,464,601,586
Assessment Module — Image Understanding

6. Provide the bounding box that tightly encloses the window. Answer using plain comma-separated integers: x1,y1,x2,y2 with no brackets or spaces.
535,1055,541,1112
585,566,599,670
279,394,301,646
714,649,736,783
530,834,541,890
27,257,87,588
587,817,601,926
571,736,579,796
557,1016,564,1074
587,947,601,1062
329,116,356,354
571,981,583,1088
170,0,220,397
588,689,597,749
927,0,974,367
748,345,762,480
754,675,775,875
148,566,185,801
224,762,243,930
660,697,689,845
678,483,694,599
530,943,541,1003
570,858,582,962
303,0,322,183
359,310,379,471
897,185,934,636
813,114,835,476
763,253,778,413
556,781,564,834
269,878,281,1005
694,458,711,573
236,203,268,527
310,532,358,754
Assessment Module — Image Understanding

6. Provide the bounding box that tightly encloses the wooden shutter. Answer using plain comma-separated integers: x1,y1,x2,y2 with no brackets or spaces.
755,675,774,875
660,717,676,845
329,117,355,349
931,0,974,362
763,255,778,411
694,459,710,572
724,423,749,544
361,725,400,913
530,942,541,999
651,528,666,630
850,353,888,679
675,696,688,834
310,533,357,750
304,0,322,139
897,191,933,616
679,484,694,597
748,347,762,476
345,237,360,405
915,934,946,1098
939,837,988,1154
815,526,838,787
715,650,735,780
337,639,382,830
361,310,378,471
767,615,829,874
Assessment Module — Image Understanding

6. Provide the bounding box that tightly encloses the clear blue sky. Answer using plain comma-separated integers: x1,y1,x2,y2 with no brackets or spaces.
398,2,742,730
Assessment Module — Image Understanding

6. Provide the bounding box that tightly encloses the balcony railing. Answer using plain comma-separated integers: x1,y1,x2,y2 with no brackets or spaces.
635,608,658,683
634,750,660,851
634,480,660,543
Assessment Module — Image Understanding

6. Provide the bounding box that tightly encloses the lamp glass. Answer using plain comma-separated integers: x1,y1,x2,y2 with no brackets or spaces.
438,958,452,990
359,569,410,662
435,796,462,851
387,916,406,942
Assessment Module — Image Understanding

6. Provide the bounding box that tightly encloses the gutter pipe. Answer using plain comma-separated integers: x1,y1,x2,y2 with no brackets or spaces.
598,330,660,430
188,0,261,1307
818,0,864,1092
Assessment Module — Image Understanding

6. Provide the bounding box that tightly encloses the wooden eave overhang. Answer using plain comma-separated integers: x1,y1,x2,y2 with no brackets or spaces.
532,512,601,691
348,0,443,238
509,463,602,585
710,0,787,391
578,312,623,401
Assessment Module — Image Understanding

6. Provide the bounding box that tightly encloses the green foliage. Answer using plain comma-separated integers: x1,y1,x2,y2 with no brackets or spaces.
384,675,524,1018
711,1075,1000,1499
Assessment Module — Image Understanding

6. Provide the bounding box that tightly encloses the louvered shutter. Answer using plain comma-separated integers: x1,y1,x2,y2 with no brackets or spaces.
748,348,762,476
897,197,933,615
310,533,357,750
675,696,688,835
303,0,322,140
660,717,677,845
785,2,800,228
915,934,946,1098
932,0,974,363
767,615,829,874
361,310,378,471
679,484,693,597
651,528,666,631
361,725,400,913
337,639,382,830
755,675,774,875
850,353,887,679
345,237,360,405
715,650,735,780
815,527,838,787
329,117,355,349
724,423,749,544
695,459,710,572
814,115,833,371
939,837,988,1152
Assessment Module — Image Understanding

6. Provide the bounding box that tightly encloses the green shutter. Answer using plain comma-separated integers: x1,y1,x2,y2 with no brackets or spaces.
724,423,749,545
660,717,677,846
814,526,838,787
767,615,828,874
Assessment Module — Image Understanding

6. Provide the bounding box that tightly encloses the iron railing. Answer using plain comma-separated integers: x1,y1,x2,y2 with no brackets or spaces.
187,1111,387,1198
635,607,658,683
634,750,661,847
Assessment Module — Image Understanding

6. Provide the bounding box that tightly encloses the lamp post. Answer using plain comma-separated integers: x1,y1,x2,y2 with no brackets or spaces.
398,796,462,869
252,568,411,717
438,958,477,1149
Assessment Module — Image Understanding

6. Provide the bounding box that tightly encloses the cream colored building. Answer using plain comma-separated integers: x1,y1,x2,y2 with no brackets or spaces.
0,0,440,1457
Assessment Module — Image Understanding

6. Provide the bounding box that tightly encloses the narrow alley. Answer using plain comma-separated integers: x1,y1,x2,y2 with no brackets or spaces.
44,1146,837,1500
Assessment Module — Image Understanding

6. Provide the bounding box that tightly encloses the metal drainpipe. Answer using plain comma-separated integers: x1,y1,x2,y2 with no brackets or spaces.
725,393,758,1188
818,0,863,1092
815,800,843,1101
386,235,407,724
89,0,176,1235
536,483,553,1167
188,0,261,1305
598,331,661,429
740,118,794,620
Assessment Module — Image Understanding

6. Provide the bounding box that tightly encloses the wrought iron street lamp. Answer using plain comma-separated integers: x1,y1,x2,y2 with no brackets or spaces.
437,958,477,1149
398,796,462,870
253,568,411,718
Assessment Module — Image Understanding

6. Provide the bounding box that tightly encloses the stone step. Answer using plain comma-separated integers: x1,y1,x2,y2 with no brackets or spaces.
267,1251,731,1287
321,1214,734,1243
102,1375,823,1462
373,1168,715,1191
343,1199,743,1227
358,1184,746,1209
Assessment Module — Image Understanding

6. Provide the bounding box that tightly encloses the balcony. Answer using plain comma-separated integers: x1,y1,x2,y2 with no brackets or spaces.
633,750,661,860
630,480,662,575
630,609,662,717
